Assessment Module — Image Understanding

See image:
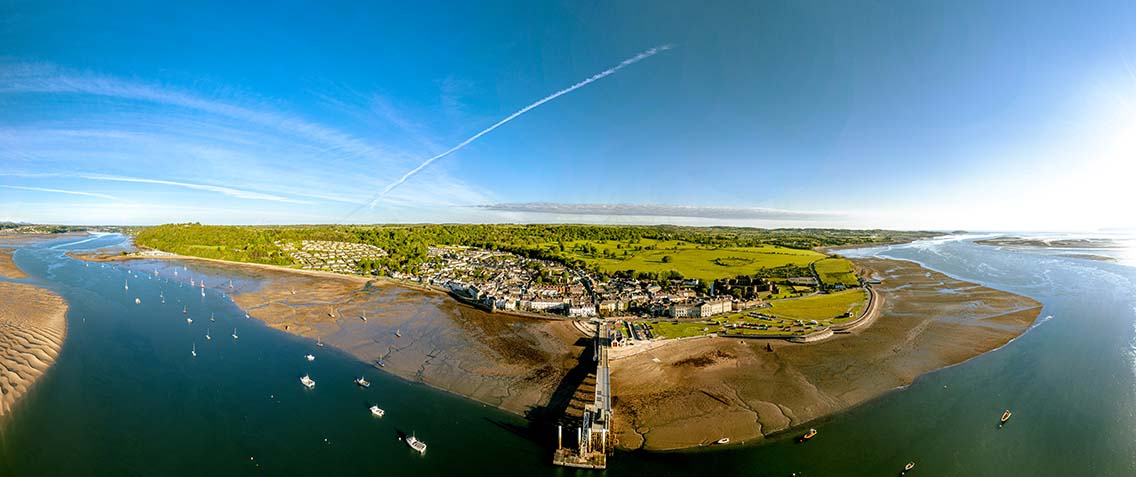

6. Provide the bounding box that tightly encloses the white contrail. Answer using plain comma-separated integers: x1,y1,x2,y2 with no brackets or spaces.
362,45,673,210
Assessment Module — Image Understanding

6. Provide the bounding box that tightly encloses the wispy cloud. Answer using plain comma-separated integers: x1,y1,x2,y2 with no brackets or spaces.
358,45,674,211
78,175,310,204
476,202,841,221
0,184,118,200
0,64,402,165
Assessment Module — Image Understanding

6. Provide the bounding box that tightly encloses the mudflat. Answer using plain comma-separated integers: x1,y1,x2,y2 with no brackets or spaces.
87,252,592,416
608,257,1042,451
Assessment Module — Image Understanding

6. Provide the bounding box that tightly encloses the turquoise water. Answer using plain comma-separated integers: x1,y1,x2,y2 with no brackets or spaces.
1,233,1135,476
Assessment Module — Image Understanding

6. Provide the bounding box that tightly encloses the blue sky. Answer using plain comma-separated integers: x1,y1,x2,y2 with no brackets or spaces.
2,1,1135,230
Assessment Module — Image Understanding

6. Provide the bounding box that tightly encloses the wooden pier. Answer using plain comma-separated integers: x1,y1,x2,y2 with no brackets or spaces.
552,322,613,469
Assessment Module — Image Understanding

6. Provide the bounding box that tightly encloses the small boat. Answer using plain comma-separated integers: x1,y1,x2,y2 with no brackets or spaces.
395,329,402,338
1000,409,1012,427
183,305,188,314
245,313,250,319
191,343,197,357
360,312,367,322
716,437,730,445
902,462,915,474
190,279,195,286
799,428,817,442
210,313,215,322
229,279,234,289
201,288,205,297
186,317,193,324
232,328,239,340
205,329,211,340
300,374,315,389
369,405,385,417
377,359,386,368
406,434,427,454
316,336,324,347
135,298,141,304
355,376,370,387
305,354,315,362
124,280,129,291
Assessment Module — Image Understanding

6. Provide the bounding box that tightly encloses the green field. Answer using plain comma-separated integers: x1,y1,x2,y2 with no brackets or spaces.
545,239,826,282
763,289,867,322
813,257,859,288
646,320,719,339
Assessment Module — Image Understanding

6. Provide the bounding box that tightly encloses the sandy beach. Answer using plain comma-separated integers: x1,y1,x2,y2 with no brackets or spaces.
0,249,69,417
608,257,1042,451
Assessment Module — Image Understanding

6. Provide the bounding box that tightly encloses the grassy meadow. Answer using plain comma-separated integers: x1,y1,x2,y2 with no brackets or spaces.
544,238,826,281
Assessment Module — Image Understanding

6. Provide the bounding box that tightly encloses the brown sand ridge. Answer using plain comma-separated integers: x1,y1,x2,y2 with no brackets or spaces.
0,266,69,416
0,249,29,279
609,257,1043,451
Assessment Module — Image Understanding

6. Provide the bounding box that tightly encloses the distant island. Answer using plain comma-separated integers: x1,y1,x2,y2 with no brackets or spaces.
975,236,1123,249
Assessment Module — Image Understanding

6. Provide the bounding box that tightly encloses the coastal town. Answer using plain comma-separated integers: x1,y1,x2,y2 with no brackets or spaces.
272,239,871,342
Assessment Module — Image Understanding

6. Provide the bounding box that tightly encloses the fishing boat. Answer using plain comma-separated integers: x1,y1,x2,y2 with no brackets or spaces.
405,434,427,454
1000,409,1012,427
369,405,385,417
902,462,915,474
360,312,367,322
205,329,211,340
355,376,370,387
716,437,730,445
305,354,315,362
232,328,239,340
799,428,817,442
191,343,197,357
210,312,215,322
135,298,141,304
395,329,402,338
300,374,315,389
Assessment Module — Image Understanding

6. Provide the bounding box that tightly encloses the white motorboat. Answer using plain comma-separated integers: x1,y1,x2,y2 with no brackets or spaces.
305,354,315,362
370,405,385,417
405,434,426,454
300,374,315,389
135,298,141,304
191,343,197,357
232,328,239,340
355,376,370,387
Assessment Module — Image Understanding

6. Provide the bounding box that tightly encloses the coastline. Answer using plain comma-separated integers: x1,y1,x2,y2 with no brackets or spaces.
68,240,1041,454
0,248,69,418
608,256,1042,451
71,250,591,417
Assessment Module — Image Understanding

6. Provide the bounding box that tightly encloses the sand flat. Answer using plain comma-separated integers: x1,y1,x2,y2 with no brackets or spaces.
94,253,592,416
609,257,1042,451
0,249,29,279
0,281,69,417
